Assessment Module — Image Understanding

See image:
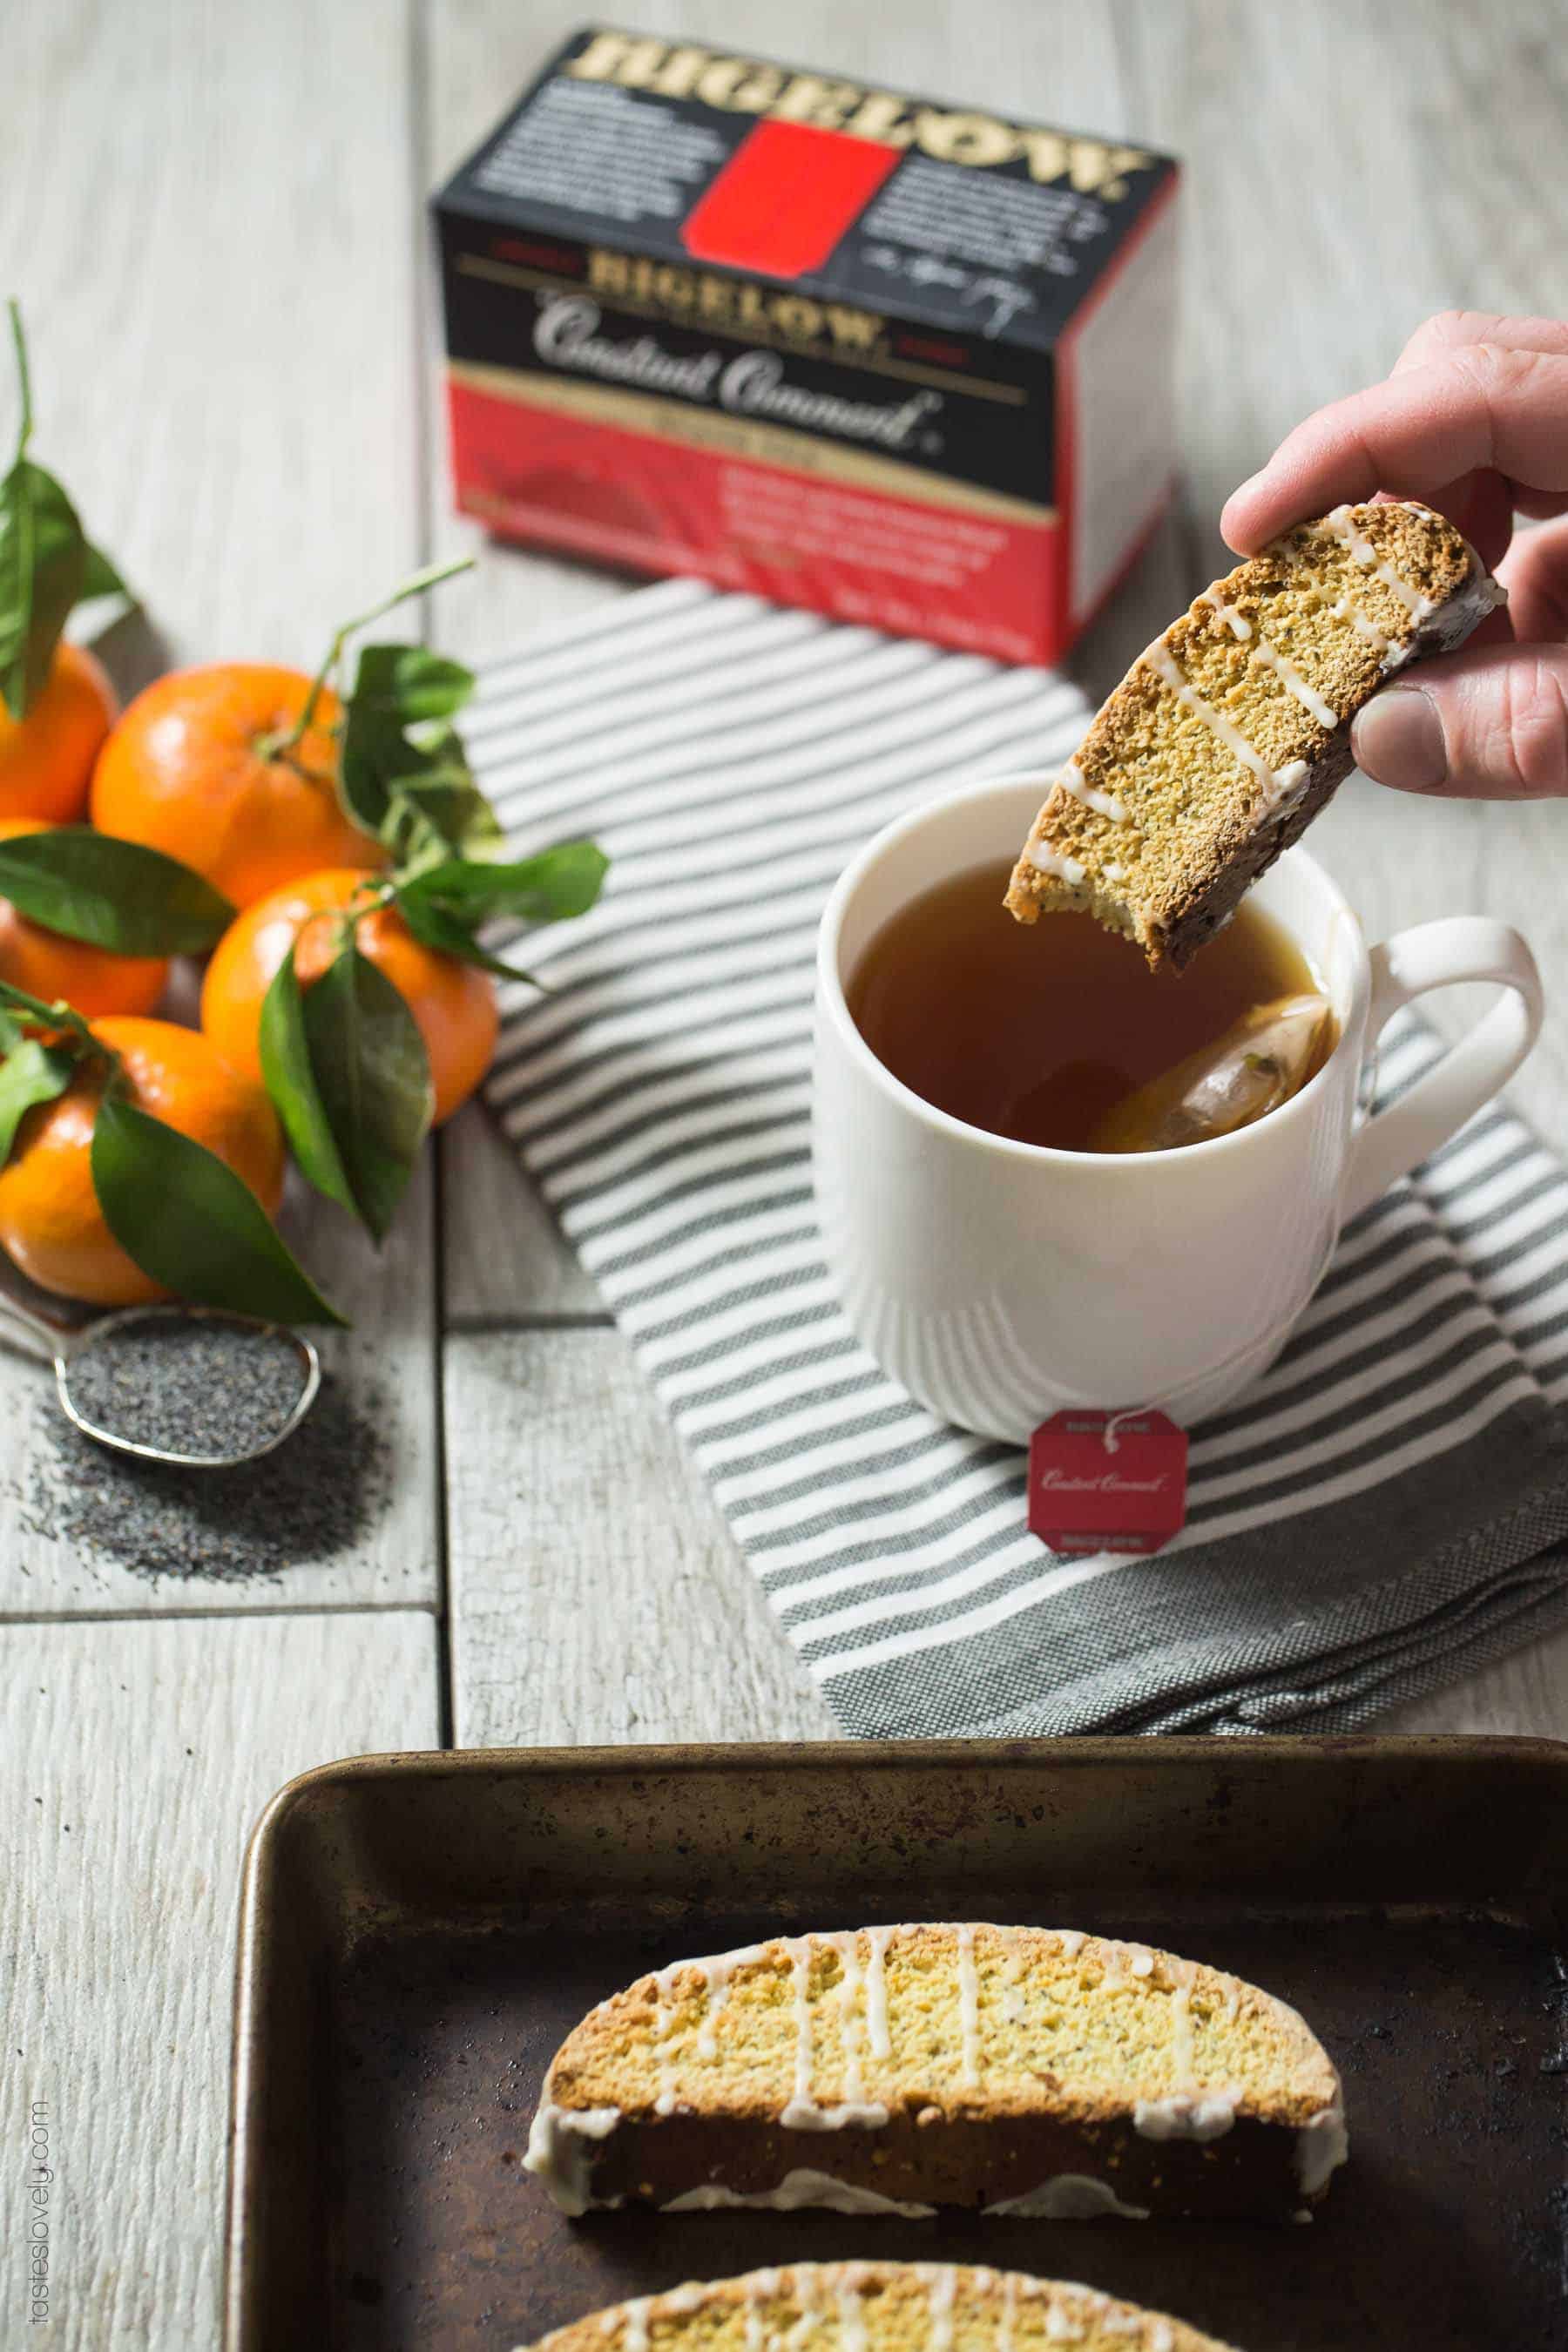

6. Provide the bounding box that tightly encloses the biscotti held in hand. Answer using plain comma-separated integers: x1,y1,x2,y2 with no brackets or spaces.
523,1923,1346,2221
1007,501,1503,970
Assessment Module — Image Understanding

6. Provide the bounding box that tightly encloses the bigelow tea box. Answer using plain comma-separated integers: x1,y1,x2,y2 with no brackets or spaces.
434,26,1180,665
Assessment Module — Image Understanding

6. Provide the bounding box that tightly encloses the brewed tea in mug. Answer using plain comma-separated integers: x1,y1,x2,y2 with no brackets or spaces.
847,858,1335,1153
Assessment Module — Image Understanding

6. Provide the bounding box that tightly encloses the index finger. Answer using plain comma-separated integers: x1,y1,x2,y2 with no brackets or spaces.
1220,344,1568,552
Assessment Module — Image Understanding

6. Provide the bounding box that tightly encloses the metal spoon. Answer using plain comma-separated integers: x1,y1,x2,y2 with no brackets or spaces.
0,1290,321,1468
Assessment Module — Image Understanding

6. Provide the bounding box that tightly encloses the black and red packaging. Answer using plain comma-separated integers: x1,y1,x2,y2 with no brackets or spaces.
434,27,1180,666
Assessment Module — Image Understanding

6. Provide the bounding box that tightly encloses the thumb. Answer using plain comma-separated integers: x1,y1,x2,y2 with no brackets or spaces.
1350,642,1568,799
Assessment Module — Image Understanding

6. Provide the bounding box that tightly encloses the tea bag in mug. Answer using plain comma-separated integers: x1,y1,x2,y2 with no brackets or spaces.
1093,995,1335,1154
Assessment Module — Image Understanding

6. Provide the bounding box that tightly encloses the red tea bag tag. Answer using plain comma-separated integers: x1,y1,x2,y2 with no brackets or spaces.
1028,1409,1187,1556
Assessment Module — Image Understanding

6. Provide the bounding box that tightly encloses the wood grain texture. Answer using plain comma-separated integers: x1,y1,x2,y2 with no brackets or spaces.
445,1328,834,1745
440,1099,605,1325
0,0,441,1616
1379,1619,1568,1735
0,1610,437,2351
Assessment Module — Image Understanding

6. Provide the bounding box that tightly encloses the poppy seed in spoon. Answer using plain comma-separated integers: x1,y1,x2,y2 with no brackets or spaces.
63,1318,309,1458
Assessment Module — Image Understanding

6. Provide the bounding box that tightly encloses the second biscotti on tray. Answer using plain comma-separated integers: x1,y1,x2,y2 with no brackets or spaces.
514,2265,1240,2352
524,1923,1346,2220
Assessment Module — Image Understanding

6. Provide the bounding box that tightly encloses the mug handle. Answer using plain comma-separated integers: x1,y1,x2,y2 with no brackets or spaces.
1340,916,1544,1224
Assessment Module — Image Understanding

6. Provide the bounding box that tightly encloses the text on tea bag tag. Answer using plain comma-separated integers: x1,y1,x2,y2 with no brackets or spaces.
1028,1409,1187,1554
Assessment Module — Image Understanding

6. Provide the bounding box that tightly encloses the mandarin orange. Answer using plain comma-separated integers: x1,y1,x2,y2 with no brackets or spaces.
0,818,167,1018
200,867,498,1126
90,663,382,908
0,1016,285,1305
0,642,117,824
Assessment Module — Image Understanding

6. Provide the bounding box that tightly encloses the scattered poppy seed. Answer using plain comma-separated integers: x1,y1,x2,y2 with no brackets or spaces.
62,1318,309,1459
23,1371,395,1584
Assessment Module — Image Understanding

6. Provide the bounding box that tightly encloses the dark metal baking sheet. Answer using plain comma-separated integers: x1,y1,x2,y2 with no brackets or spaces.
225,1739,1568,2352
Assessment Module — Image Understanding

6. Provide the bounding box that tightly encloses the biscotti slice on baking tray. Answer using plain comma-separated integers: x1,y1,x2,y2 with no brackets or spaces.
523,1923,1345,2221
1006,501,1503,970
515,2265,1240,2352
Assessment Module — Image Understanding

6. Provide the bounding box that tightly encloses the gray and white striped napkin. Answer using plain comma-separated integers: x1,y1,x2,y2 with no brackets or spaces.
475,578,1568,1736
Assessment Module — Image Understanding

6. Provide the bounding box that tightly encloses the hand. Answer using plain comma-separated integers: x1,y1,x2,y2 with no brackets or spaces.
1220,313,1568,798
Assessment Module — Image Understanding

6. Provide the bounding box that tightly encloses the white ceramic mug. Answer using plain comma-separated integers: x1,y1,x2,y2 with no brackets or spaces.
814,774,1544,1442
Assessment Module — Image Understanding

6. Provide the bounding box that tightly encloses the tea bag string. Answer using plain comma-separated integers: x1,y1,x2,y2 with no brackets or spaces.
1102,1407,1142,1455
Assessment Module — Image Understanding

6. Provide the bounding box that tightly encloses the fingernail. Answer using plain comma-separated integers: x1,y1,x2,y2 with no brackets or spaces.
1352,686,1448,791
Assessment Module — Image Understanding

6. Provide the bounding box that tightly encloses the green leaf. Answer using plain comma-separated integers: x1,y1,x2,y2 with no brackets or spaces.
299,945,433,1242
0,828,233,953
395,885,544,985
90,1094,345,1326
78,540,132,605
0,456,87,719
338,639,501,871
398,841,609,928
362,645,475,725
340,644,470,832
257,947,357,1217
0,1035,72,1163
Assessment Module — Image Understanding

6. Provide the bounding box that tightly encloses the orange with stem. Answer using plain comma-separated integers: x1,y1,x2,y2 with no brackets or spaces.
201,867,498,1126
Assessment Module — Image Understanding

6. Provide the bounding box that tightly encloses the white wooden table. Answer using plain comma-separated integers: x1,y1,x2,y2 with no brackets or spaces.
4,3,1568,2343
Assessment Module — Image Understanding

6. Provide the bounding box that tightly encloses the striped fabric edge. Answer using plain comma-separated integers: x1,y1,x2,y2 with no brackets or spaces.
474,583,1568,1727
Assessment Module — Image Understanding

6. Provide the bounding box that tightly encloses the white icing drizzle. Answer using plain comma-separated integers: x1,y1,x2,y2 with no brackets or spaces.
836,2267,870,2352
1199,585,1253,639
1001,1928,1027,2026
622,2300,652,2352
831,1932,868,2104
927,2266,958,2352
1329,591,1395,656
694,1943,767,2061
1044,2305,1086,2346
746,2271,780,2352
1058,759,1129,824
1029,842,1086,886
780,1937,888,2130
663,2172,935,2217
653,1961,685,2116
785,1938,815,2124
1203,579,1341,724
1149,2326,1175,2352
1140,640,1295,809
1102,861,1126,882
1297,2098,1349,2195
956,1923,982,2091
985,2173,1151,2220
1169,1976,1195,2084
1128,1948,1154,1979
864,1927,893,2059
1054,1929,1086,1960
783,2261,823,2352
1133,2090,1240,2143
522,2102,622,2214
998,2269,1018,2352
1249,638,1339,730
1321,504,1436,618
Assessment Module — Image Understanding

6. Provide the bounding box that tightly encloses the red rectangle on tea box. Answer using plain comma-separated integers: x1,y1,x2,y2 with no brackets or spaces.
683,121,902,278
